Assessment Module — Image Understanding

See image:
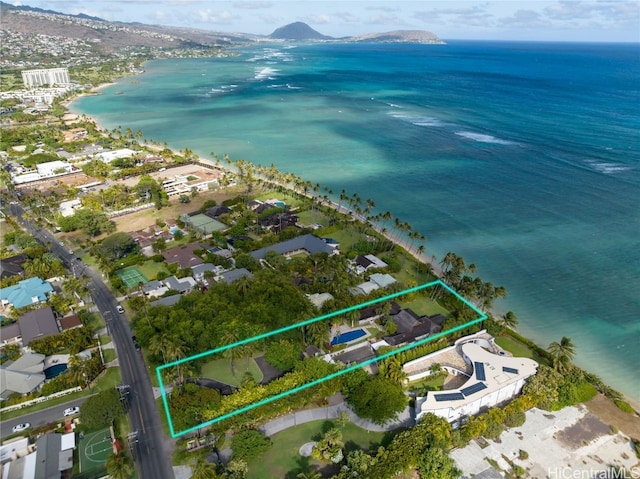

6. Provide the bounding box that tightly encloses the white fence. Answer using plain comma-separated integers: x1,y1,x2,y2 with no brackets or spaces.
0,386,82,414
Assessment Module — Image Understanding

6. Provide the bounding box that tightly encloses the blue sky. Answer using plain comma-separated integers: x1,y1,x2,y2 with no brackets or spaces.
18,0,640,42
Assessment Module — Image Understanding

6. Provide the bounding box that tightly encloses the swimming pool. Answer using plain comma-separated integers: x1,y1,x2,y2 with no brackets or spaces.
44,363,68,379
331,329,366,346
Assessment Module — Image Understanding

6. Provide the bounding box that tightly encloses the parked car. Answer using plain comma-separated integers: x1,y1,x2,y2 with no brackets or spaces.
63,407,80,417
12,423,30,433
116,305,125,314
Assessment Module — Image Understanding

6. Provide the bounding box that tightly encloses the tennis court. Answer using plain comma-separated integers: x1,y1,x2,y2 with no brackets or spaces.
78,427,113,474
185,213,227,234
116,266,148,289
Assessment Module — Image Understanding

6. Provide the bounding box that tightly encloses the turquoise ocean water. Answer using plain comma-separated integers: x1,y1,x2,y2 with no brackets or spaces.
72,41,640,400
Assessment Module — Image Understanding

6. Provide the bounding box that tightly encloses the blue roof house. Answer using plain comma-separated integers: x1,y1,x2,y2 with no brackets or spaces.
0,277,53,309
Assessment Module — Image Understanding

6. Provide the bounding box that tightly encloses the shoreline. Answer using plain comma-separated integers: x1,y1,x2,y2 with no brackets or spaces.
66,87,639,411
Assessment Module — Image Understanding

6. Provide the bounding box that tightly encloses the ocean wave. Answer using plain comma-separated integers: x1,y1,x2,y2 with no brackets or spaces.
208,84,238,95
388,111,444,127
585,160,632,175
254,67,280,80
455,131,515,145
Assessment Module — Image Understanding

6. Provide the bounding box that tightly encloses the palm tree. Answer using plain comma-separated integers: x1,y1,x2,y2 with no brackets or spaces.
502,311,518,329
548,336,576,371
106,451,133,479
190,458,220,479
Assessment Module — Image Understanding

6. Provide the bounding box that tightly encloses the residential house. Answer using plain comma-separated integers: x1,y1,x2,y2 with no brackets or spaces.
349,273,396,296
0,253,28,279
0,352,46,400
306,292,334,309
412,340,538,424
162,243,204,269
217,268,253,285
383,309,444,346
192,263,216,283
164,276,196,294
352,254,388,274
33,432,75,479
35,160,73,177
150,294,182,308
249,234,335,260
58,314,82,332
141,280,169,298
0,277,53,309
18,307,59,346
203,205,231,219
94,148,136,163
0,322,21,345
58,199,81,217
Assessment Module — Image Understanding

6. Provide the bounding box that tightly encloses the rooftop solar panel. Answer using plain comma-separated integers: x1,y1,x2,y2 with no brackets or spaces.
503,366,519,374
475,361,486,381
461,382,488,397
434,393,465,402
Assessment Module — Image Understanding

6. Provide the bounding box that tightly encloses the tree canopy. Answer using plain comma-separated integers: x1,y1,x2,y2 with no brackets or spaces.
80,388,125,430
97,232,137,261
345,376,407,425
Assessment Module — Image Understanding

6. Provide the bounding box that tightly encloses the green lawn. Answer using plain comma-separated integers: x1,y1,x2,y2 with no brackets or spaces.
102,349,116,363
200,357,263,387
297,209,331,227
403,296,452,318
408,374,446,392
320,229,359,252
495,335,542,361
137,260,171,281
246,420,386,479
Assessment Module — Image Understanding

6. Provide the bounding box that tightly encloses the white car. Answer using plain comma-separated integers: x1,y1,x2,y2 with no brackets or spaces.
12,423,30,433
116,306,125,314
63,406,80,417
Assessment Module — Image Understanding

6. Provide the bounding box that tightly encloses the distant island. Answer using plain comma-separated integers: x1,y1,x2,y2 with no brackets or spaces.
270,21,445,44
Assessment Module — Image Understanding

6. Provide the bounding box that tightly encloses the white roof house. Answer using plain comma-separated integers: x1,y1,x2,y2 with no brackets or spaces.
413,341,538,424
95,148,136,163
36,160,72,177
59,199,82,217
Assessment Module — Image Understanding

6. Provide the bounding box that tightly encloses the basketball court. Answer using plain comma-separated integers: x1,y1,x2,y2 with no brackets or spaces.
78,427,113,474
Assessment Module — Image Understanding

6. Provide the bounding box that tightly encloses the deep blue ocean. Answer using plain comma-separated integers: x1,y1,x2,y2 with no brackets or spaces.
72,41,640,400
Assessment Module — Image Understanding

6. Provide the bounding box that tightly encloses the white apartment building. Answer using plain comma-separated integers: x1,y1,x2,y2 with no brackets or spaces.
21,68,70,88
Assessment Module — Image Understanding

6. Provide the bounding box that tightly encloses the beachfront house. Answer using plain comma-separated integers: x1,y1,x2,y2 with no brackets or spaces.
408,333,538,424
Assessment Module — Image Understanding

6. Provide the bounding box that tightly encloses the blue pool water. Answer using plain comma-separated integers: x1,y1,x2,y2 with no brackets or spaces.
331,329,366,346
44,364,68,379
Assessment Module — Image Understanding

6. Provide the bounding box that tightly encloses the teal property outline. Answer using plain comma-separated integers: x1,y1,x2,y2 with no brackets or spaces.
157,279,487,437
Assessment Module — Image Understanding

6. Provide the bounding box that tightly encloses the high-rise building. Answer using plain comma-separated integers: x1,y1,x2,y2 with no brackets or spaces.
21,68,70,88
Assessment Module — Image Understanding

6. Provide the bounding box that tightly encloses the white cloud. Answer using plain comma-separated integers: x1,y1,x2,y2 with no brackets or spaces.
195,8,236,24
332,11,359,23
233,1,272,9
366,13,409,26
304,14,332,25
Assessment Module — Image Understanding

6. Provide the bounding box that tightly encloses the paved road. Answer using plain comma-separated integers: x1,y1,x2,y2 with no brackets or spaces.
9,203,175,479
2,397,86,433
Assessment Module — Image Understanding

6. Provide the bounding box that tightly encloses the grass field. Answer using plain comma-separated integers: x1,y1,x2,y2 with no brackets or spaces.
102,349,116,363
200,357,263,387
137,260,171,281
495,335,543,361
246,420,387,479
297,209,331,227
403,296,453,318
